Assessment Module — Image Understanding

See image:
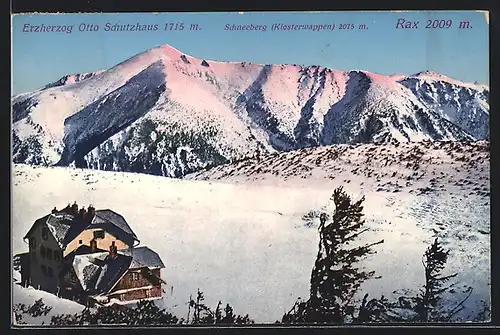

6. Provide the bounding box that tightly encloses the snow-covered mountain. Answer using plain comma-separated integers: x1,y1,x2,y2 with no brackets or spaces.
12,44,489,177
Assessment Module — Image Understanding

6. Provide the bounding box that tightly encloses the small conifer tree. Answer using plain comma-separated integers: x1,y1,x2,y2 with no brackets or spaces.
358,238,474,323
415,238,471,322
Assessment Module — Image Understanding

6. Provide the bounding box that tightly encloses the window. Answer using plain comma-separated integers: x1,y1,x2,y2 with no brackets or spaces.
29,237,36,249
46,248,53,261
145,289,150,298
42,227,48,240
132,272,139,281
93,230,105,239
41,265,46,275
47,267,53,277
40,246,46,259
54,251,60,262
79,240,83,245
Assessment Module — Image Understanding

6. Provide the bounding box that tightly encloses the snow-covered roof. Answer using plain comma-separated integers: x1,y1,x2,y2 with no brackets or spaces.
92,210,138,240
72,252,132,295
24,213,78,248
118,246,165,269
24,208,139,248
46,214,74,246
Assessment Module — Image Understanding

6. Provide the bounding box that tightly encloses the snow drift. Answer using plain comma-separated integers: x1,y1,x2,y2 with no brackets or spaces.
12,140,490,323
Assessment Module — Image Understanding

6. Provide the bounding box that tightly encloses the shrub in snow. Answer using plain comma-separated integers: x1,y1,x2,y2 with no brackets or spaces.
26,292,252,325
13,298,53,325
186,289,254,325
50,300,178,325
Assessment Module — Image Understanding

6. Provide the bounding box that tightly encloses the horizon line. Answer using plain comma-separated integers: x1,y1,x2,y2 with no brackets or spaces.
12,42,490,96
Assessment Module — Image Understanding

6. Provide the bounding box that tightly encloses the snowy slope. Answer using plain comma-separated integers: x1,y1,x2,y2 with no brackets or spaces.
398,71,489,140
12,140,490,323
12,44,489,177
187,140,491,322
12,277,86,326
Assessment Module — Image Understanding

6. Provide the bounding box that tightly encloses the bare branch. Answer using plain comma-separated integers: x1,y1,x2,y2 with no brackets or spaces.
435,273,458,281
446,287,474,321
344,227,370,242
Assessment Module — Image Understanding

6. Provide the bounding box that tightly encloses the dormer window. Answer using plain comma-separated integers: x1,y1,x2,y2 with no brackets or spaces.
42,227,49,240
93,230,105,239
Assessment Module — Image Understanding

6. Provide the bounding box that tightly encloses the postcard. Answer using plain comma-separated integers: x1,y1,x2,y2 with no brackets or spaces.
11,10,490,326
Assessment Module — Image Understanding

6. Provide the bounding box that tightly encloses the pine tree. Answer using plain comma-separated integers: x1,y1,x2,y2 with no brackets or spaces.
360,238,475,323
415,238,471,322
283,186,383,323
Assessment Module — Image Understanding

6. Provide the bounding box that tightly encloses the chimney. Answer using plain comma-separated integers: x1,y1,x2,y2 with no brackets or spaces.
87,205,95,217
78,207,87,219
51,207,58,214
109,241,117,259
64,203,71,214
71,202,79,215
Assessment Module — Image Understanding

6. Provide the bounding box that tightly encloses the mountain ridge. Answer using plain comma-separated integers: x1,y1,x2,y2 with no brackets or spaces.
12,43,489,178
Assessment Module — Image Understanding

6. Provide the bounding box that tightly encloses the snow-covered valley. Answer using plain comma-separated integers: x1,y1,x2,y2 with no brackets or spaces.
12,140,490,324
